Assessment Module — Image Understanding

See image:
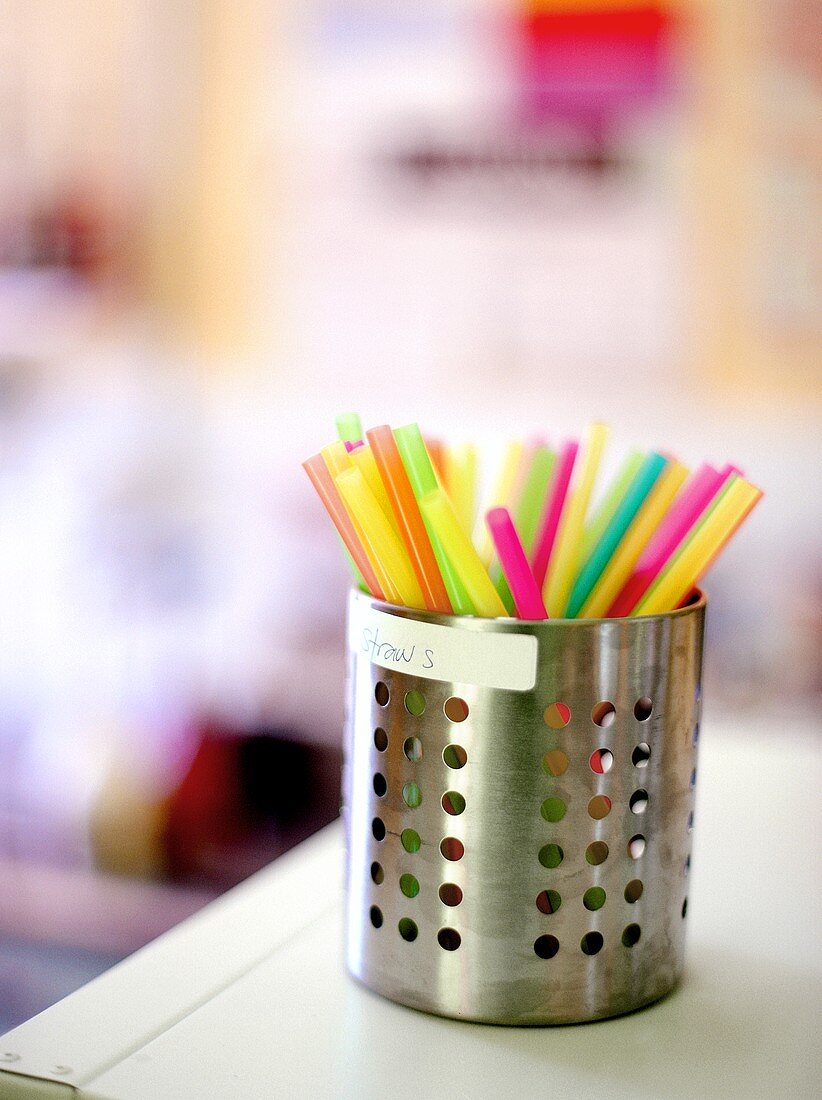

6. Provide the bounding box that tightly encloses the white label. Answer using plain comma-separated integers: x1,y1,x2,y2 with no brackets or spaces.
348,599,537,692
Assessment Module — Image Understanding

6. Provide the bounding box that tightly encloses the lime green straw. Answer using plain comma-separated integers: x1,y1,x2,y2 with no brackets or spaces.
566,451,668,617
336,412,363,444
514,445,556,556
578,449,643,564
395,424,474,615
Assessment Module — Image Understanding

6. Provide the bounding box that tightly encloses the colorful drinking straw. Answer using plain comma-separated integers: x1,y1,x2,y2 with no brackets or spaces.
531,439,578,589
443,443,477,538
486,507,548,619
578,450,644,564
635,478,763,615
394,424,473,615
581,460,689,618
366,425,452,614
543,422,609,617
565,450,668,618
477,440,525,565
514,445,556,557
336,412,363,444
349,443,402,539
419,489,506,618
606,462,725,617
302,454,384,599
335,467,426,610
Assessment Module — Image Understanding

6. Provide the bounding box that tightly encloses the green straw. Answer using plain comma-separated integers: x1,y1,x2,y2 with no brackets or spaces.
394,424,474,615
514,445,556,556
565,451,668,617
578,449,644,564
336,412,363,444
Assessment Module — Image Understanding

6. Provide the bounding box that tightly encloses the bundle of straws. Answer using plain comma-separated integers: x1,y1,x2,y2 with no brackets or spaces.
303,415,763,620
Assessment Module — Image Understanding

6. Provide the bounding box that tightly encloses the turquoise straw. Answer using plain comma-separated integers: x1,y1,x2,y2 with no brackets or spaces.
565,451,668,617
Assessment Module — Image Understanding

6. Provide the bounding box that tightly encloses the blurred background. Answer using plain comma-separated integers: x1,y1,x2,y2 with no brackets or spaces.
0,0,819,1030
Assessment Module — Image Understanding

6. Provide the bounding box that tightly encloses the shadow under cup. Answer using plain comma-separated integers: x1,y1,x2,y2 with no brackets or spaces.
342,589,705,1025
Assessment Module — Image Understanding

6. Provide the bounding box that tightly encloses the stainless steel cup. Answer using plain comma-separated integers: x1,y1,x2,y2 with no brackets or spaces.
343,588,705,1025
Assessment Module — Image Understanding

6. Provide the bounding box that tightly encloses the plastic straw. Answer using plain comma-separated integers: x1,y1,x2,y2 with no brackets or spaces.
336,412,363,444
514,445,556,557
486,507,548,619
395,424,473,615
335,467,426,609
581,461,689,618
635,478,763,615
477,440,524,565
566,451,668,618
367,425,452,614
531,439,578,589
443,443,477,537
349,442,402,538
543,423,609,617
578,450,644,564
606,462,725,616
419,489,506,618
302,454,384,599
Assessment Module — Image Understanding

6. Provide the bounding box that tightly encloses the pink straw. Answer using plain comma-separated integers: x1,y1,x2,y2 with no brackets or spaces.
344,440,363,452
531,439,578,589
606,462,734,617
486,507,548,619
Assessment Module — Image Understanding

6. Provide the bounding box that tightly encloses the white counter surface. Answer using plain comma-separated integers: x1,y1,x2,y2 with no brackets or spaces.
1,718,819,1099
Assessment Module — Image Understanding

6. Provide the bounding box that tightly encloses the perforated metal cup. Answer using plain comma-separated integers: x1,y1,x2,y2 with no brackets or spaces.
342,588,705,1025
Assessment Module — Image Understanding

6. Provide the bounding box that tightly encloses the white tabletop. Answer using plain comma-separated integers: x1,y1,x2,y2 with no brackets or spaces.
1,717,820,1099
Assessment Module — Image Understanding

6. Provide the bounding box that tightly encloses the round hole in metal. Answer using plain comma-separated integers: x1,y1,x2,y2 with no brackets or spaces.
440,836,464,861
373,727,388,752
402,782,422,808
370,861,384,885
398,918,418,942
592,701,616,728
583,887,606,911
628,834,646,859
622,923,641,947
624,879,644,903
634,697,653,721
542,749,569,777
375,682,389,707
372,773,387,797
369,906,383,928
581,931,604,955
443,744,467,770
540,796,567,822
682,898,688,918
685,853,691,874
438,883,463,906
400,873,420,898
403,736,422,762
401,828,421,853
585,841,609,867
534,934,560,959
438,927,461,951
589,748,613,774
404,689,425,716
630,789,649,814
588,795,612,820
632,743,651,768
543,702,571,729
536,889,562,914
538,843,564,869
442,791,466,816
372,817,386,841
443,697,469,723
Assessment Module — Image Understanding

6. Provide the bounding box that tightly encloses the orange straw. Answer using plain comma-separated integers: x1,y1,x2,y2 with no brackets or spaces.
367,425,452,613
302,454,384,599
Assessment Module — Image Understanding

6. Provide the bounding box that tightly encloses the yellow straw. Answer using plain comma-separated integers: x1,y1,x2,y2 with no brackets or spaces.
635,478,763,615
477,440,524,565
542,422,609,617
349,443,402,538
420,488,507,618
580,461,689,618
335,467,426,609
443,443,477,537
